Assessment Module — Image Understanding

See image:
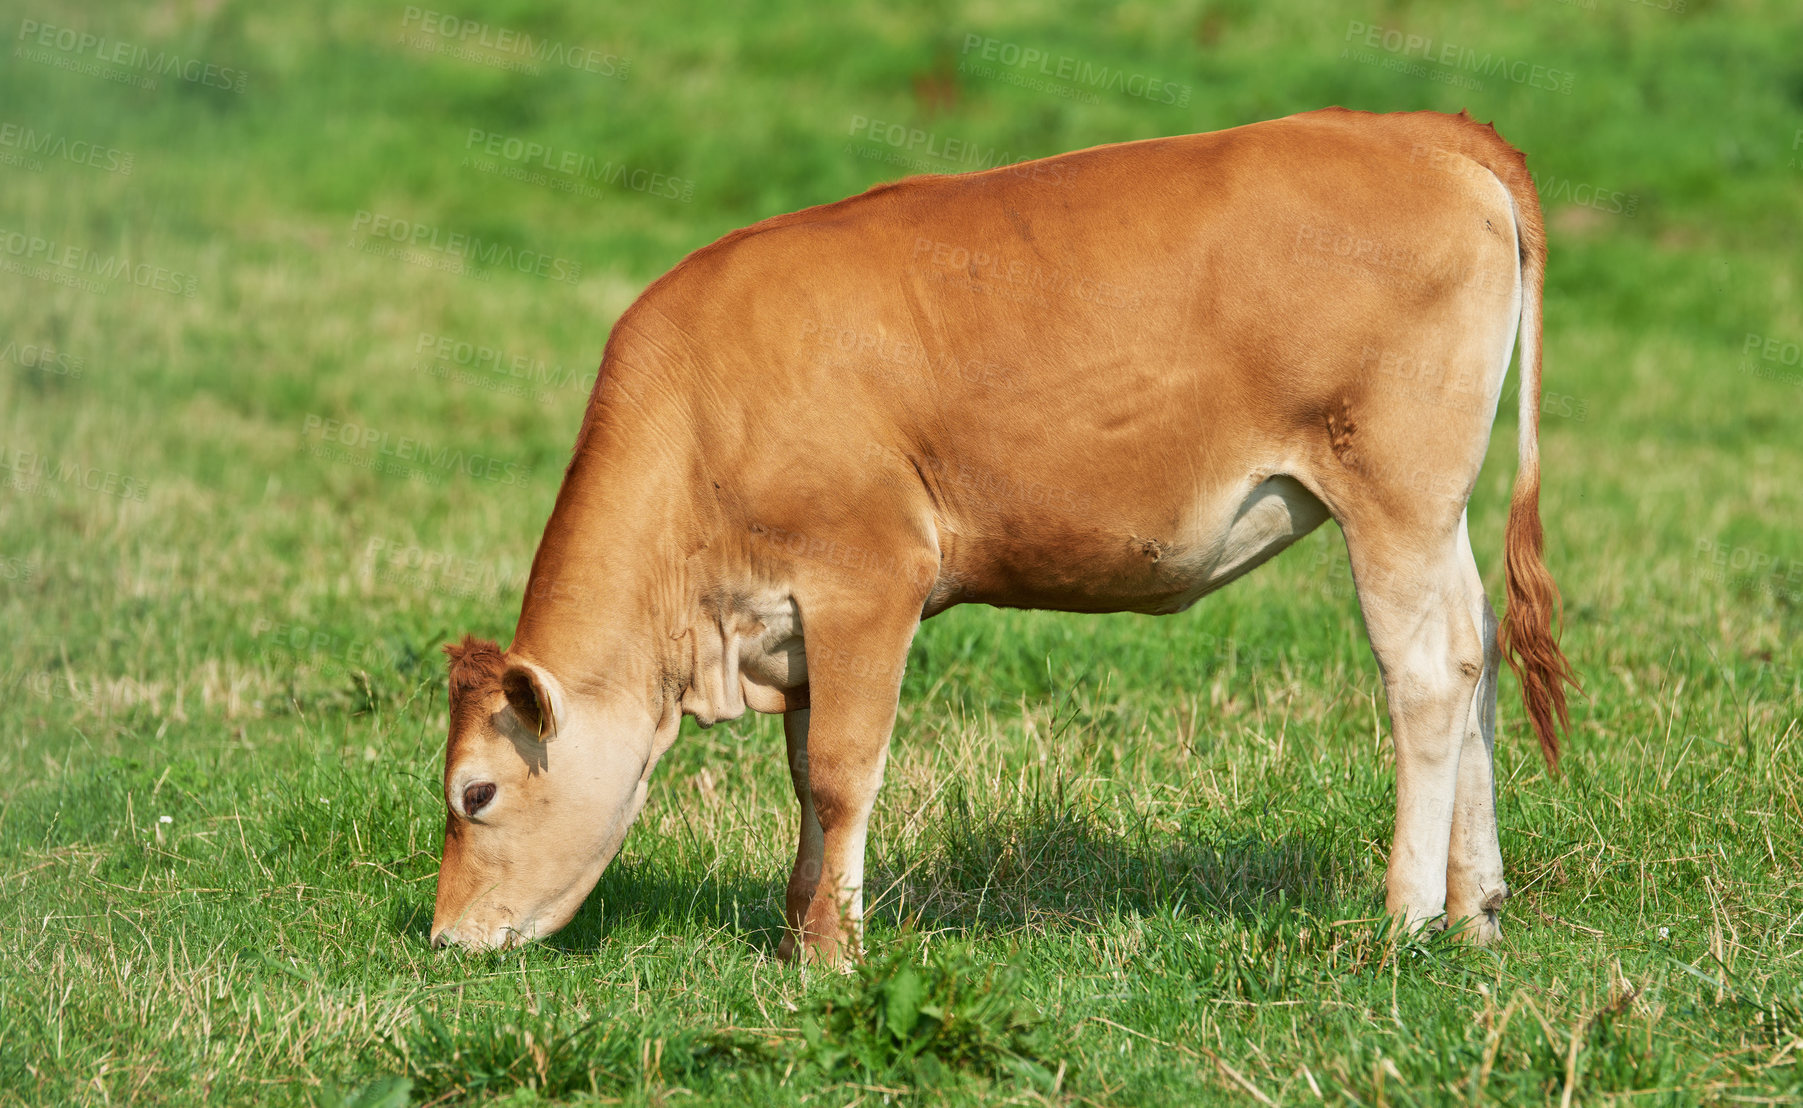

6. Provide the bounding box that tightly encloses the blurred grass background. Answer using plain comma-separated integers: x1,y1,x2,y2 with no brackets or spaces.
1,0,1799,1104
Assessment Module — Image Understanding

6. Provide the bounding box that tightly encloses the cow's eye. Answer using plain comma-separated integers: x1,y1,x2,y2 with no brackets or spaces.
463,782,497,816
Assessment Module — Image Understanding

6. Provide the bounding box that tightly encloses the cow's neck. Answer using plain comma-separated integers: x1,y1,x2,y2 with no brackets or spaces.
508,360,711,713
508,316,789,729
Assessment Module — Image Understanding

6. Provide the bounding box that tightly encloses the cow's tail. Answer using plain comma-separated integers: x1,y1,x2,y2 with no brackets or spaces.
1495,160,1578,772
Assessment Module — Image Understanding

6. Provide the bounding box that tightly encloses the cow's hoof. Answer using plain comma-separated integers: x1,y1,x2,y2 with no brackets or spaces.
1447,885,1507,944
777,928,857,968
800,938,856,970
1386,901,1446,937
1446,909,1503,944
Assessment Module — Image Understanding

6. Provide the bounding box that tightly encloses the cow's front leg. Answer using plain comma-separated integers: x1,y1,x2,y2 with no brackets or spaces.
776,708,825,962
782,579,925,966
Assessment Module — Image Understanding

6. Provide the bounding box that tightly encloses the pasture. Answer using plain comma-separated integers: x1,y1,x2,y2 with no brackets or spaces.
1,0,1799,1103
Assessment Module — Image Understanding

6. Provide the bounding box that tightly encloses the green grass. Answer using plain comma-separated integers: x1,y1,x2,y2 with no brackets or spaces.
2,0,1801,1103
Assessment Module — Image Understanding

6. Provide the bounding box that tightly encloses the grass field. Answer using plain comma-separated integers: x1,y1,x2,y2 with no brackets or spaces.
2,0,1801,1103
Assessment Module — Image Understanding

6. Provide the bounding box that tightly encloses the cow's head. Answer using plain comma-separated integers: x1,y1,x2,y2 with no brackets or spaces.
429,635,668,951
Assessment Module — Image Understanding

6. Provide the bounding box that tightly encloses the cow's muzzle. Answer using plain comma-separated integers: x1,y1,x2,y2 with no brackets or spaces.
430,923,526,951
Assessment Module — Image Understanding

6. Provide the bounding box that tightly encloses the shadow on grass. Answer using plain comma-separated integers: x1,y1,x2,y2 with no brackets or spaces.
874,803,1349,935
518,791,1351,956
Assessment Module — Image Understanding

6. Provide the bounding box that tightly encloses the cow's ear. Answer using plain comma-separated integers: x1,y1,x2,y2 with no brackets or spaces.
501,661,560,740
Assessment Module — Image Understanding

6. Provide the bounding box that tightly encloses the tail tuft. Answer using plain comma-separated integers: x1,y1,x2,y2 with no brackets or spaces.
1501,471,1578,771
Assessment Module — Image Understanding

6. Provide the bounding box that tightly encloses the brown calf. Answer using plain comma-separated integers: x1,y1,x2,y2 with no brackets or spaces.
429,107,1576,962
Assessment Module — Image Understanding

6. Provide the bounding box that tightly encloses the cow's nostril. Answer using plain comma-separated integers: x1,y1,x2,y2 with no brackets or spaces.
431,929,450,949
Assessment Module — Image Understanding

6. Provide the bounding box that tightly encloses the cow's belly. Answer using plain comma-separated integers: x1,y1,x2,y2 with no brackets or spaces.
730,476,1331,705
1148,474,1332,612
937,474,1331,616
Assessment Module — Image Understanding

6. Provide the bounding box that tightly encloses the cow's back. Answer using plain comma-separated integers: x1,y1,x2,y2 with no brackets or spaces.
615,109,1526,612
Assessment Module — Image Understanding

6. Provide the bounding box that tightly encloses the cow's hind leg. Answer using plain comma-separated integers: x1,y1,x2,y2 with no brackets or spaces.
1445,523,1507,941
776,708,826,962
1343,514,1488,935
